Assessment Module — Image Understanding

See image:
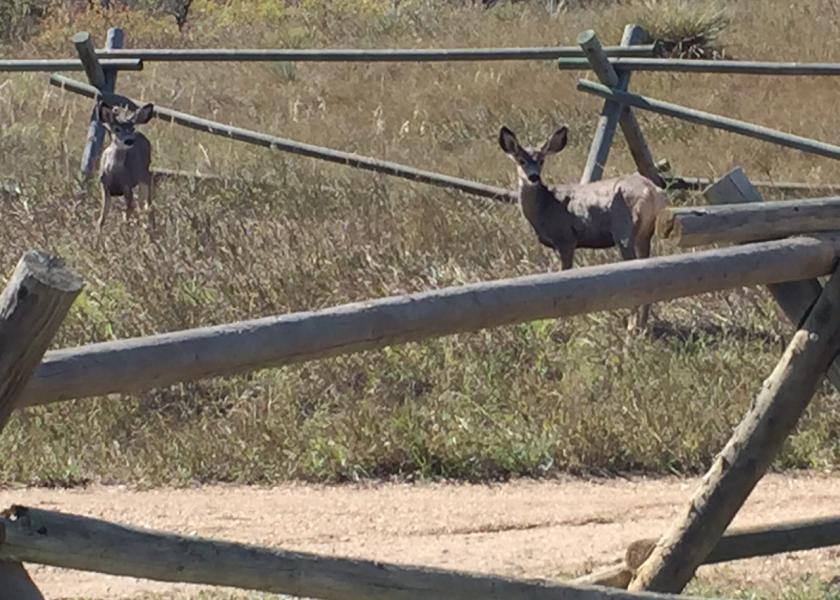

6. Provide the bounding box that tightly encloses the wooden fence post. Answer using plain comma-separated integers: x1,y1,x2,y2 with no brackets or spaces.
628,262,840,593
0,251,84,599
78,28,125,177
578,27,662,185
702,169,840,395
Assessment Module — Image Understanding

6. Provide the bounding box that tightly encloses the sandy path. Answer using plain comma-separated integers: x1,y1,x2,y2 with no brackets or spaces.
2,473,840,599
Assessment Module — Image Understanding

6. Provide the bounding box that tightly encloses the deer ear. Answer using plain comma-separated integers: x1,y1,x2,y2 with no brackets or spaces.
97,102,115,125
498,126,520,155
133,103,154,124
541,126,568,156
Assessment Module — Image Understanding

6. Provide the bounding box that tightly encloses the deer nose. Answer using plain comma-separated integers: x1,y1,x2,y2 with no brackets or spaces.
124,139,135,147
527,174,540,183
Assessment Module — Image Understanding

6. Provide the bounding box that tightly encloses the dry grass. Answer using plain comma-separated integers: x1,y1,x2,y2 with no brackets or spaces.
2,0,840,486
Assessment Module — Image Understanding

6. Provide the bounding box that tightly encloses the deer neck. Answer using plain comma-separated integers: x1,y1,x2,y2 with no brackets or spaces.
518,178,563,224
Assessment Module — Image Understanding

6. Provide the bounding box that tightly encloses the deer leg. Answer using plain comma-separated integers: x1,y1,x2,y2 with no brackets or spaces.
611,217,643,333
97,187,112,234
124,188,135,223
556,243,575,270
144,176,156,231
633,234,654,333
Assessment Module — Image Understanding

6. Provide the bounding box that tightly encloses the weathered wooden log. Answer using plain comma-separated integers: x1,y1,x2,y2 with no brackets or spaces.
656,196,840,247
629,263,840,593
626,515,840,570
700,170,840,394
573,565,633,589
49,74,515,203
16,235,840,409
559,57,840,75
72,32,105,88
662,175,840,193
578,28,662,186
96,44,659,62
0,59,141,73
576,79,840,161
0,251,83,427
80,27,124,176
0,505,698,600
0,252,83,599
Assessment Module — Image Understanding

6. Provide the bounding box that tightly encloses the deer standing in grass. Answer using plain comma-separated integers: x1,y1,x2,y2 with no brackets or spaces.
498,125,668,332
97,101,155,233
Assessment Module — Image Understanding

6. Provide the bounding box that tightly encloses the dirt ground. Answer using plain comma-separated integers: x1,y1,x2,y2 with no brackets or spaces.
3,473,840,599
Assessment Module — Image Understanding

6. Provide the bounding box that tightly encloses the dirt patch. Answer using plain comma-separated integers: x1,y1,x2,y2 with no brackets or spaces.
2,473,840,598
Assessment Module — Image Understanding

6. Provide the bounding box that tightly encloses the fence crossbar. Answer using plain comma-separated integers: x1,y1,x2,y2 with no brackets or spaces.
95,44,659,62
49,74,514,203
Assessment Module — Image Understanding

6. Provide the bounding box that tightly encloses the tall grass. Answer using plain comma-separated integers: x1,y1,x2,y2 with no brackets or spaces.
2,0,840,485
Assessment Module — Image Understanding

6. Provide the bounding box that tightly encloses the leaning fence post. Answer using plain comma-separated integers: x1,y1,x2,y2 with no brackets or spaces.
0,251,84,599
77,28,124,177
629,262,840,593
578,27,662,185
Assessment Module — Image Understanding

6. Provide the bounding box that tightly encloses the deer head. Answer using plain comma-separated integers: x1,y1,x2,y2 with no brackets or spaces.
98,101,155,149
498,125,568,184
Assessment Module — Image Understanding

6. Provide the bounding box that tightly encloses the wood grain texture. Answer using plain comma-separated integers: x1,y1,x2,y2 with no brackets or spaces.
0,505,701,600
16,236,840,409
0,251,83,427
0,251,82,599
656,196,840,247
629,264,840,593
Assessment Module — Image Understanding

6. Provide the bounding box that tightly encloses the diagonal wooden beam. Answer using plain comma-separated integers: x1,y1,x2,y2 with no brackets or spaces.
0,251,84,599
578,27,662,185
79,28,125,177
629,260,840,593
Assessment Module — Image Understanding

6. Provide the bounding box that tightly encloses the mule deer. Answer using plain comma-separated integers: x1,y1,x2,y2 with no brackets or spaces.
97,101,155,233
498,124,668,331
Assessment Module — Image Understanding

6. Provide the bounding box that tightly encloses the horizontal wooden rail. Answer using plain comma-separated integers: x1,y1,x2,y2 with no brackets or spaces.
576,79,840,161
626,514,840,570
17,235,840,408
559,57,840,75
0,58,142,72
49,74,515,203
96,44,658,62
663,175,840,193
579,514,840,589
657,197,840,247
0,505,700,600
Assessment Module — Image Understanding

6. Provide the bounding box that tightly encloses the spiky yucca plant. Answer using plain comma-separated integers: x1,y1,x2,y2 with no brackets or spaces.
640,0,730,59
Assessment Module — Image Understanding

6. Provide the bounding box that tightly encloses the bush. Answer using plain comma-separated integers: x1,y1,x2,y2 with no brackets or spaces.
640,0,730,59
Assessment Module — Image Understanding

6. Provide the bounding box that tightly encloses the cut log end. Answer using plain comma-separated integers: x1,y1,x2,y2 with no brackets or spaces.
71,31,91,45
625,539,656,570
20,251,84,293
654,209,680,241
577,29,598,48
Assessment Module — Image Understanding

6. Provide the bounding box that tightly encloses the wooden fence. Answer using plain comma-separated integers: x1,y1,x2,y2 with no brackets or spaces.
7,22,840,600
9,25,840,196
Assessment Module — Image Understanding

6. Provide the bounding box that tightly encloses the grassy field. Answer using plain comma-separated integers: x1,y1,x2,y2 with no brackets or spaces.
2,0,840,486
